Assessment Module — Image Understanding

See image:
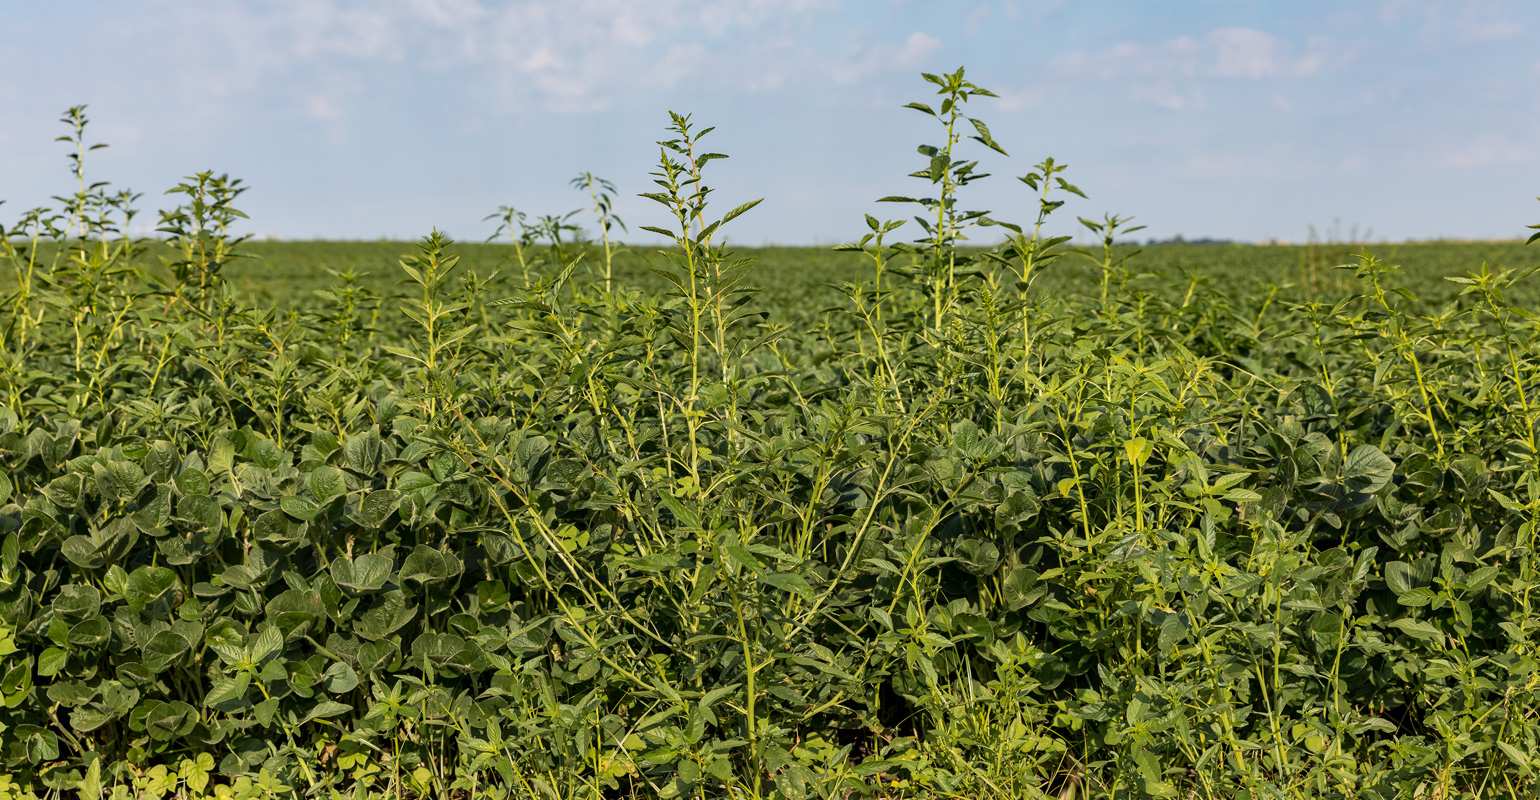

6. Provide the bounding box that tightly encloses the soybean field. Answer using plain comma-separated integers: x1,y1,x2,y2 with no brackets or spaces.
3,71,1540,800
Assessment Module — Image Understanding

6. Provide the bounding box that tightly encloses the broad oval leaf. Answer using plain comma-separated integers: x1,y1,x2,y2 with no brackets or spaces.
359,490,401,529
53,584,102,619
175,469,211,497
354,591,416,641
309,465,347,503
954,539,1001,576
1344,444,1394,495
142,630,192,673
399,545,449,589
144,699,198,741
175,494,223,532
253,509,308,548
1001,567,1042,611
203,671,252,711
67,617,112,649
95,461,149,502
279,495,321,521
60,536,105,569
46,473,83,508
344,429,383,474
126,566,180,611
321,661,358,694
47,679,96,707
302,700,353,724
332,551,392,594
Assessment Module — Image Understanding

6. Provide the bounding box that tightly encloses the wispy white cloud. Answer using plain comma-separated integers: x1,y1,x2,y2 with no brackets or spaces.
1184,149,1300,180
829,31,943,85
652,43,711,91
999,0,1066,24
963,3,991,38
1377,0,1523,46
299,71,365,143
1129,82,1199,111
1436,135,1535,168
1055,27,1331,88
994,86,1047,112
1209,28,1326,78
1457,18,1522,44
1340,153,1370,173
1209,28,1285,78
404,0,486,30
96,0,937,116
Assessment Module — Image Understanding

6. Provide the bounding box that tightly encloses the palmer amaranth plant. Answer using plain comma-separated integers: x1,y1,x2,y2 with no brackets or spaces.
1,70,1540,800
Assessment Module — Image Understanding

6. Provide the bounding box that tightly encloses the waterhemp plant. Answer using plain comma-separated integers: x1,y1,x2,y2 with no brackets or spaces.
876,66,1011,334
0,76,1538,800
571,173,628,295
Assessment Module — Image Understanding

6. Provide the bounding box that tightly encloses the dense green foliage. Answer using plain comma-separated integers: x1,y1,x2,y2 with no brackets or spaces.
2,79,1540,800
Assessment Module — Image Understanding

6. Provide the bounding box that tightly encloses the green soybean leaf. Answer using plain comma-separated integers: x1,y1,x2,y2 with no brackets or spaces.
95,460,149,502
412,632,468,671
145,700,198,741
1390,618,1441,640
1344,444,1394,494
332,551,393,594
357,640,399,675
203,672,251,710
26,731,59,763
53,584,102,619
2,657,33,707
47,680,95,707
321,661,358,694
46,473,83,507
253,509,308,547
143,630,192,673
38,647,67,677
954,539,1001,575
254,697,279,727
175,468,210,497
1498,740,1531,771
280,495,321,521
309,465,347,502
126,566,179,610
176,494,223,532
60,536,105,570
249,624,285,666
400,545,449,589
359,489,401,528
144,440,179,482
1002,567,1042,611
67,617,112,648
344,429,383,474
355,591,416,641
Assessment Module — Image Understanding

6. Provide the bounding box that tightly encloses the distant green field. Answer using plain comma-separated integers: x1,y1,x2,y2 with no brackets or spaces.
220,238,1538,310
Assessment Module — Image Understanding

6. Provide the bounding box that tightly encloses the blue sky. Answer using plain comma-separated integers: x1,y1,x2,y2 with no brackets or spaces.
2,0,1537,245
